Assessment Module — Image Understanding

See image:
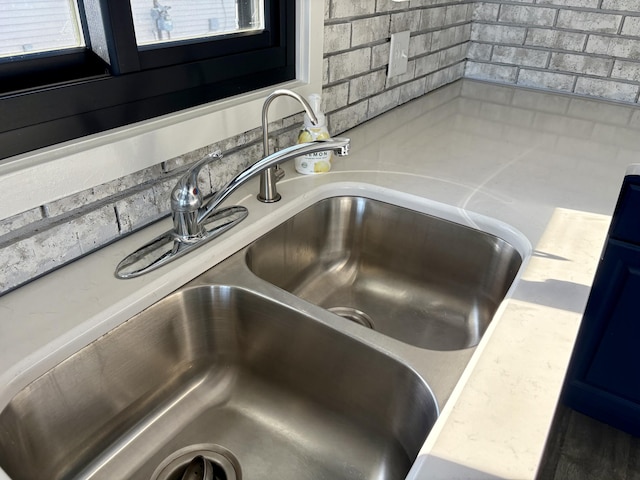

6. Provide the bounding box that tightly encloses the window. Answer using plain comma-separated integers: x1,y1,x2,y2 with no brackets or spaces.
0,0,295,161
0,0,84,58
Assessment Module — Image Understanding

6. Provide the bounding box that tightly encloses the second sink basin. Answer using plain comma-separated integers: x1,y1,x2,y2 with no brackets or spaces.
246,196,523,351
0,285,437,480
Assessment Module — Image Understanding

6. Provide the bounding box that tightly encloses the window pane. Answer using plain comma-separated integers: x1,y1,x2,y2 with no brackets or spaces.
131,0,264,46
0,0,84,59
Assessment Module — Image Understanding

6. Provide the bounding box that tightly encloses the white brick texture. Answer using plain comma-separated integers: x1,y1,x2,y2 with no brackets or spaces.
556,11,622,34
498,5,556,27
549,53,613,76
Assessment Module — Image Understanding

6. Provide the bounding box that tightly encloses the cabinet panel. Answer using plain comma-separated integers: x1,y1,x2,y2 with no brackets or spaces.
584,241,640,404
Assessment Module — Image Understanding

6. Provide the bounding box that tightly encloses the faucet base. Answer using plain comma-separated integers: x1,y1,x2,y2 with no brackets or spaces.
257,193,282,203
115,206,248,279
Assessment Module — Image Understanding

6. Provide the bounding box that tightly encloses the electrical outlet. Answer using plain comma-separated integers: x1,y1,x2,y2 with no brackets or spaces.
388,30,410,78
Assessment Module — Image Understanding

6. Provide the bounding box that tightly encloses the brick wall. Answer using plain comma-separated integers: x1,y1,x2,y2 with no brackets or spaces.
468,0,640,102
0,0,472,294
322,0,471,132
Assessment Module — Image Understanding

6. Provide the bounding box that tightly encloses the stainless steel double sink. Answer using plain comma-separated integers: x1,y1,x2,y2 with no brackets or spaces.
0,195,525,480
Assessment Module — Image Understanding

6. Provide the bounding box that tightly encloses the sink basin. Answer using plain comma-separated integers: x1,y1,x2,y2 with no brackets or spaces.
246,196,523,351
0,285,437,480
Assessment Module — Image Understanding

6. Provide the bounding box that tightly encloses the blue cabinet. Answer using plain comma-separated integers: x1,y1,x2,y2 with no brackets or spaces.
563,175,640,436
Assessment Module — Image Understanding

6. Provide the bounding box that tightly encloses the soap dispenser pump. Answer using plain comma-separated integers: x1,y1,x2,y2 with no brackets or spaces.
295,93,333,174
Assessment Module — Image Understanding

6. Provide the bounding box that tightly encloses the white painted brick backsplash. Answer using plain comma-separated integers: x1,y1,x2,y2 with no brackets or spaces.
537,0,598,7
372,42,390,68
492,45,549,68
498,5,557,27
445,3,472,24
601,0,640,11
329,1,376,19
432,25,468,51
471,23,527,44
321,82,350,112
391,11,421,33
468,42,493,60
350,70,387,103
622,16,640,36
0,208,42,237
525,28,587,52
612,60,640,82
400,77,427,103
549,53,613,76
324,23,351,54
410,32,433,57
415,52,441,76
376,0,406,12
115,186,166,234
1,206,120,292
429,63,466,90
368,88,402,117
466,61,519,82
328,48,372,82
473,3,500,22
518,69,575,91
586,35,640,58
441,43,468,66
556,10,623,34
352,15,390,47
575,77,639,102
421,7,447,30
327,101,369,134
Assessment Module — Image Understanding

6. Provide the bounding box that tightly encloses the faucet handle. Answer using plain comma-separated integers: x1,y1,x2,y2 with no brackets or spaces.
171,150,223,239
171,150,223,213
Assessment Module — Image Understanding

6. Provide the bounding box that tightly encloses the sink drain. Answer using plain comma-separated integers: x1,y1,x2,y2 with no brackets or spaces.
328,307,375,329
151,444,241,480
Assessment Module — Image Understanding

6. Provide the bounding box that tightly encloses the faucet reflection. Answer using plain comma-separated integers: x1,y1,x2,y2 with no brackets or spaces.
116,89,350,278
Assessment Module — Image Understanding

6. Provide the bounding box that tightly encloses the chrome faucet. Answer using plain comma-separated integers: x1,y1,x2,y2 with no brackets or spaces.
115,90,350,278
258,89,319,203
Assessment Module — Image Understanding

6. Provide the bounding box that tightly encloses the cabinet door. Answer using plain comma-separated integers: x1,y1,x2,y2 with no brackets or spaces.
585,241,640,402
564,239,640,435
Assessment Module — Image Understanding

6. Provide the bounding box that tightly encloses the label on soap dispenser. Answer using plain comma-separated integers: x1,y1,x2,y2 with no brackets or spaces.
295,128,333,174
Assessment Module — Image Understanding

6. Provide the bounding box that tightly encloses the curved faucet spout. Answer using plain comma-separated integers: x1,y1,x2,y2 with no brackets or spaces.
198,137,350,224
262,89,318,158
259,89,320,203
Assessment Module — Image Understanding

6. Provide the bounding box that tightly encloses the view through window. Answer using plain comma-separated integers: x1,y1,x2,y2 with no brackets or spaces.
0,0,84,58
131,0,264,46
0,0,265,59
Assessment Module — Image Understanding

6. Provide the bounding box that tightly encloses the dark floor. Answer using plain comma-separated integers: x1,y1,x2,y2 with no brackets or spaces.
537,403,640,480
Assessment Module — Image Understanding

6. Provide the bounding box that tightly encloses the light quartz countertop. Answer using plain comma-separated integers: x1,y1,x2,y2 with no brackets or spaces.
1,79,639,479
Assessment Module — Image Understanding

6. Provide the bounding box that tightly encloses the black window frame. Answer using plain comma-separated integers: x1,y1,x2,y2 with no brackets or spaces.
0,0,296,162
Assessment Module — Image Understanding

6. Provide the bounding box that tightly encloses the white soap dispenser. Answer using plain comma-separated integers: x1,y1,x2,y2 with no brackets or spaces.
295,93,332,174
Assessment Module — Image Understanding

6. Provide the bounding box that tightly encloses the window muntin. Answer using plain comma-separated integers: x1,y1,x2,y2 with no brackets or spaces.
0,0,84,59
131,0,265,47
